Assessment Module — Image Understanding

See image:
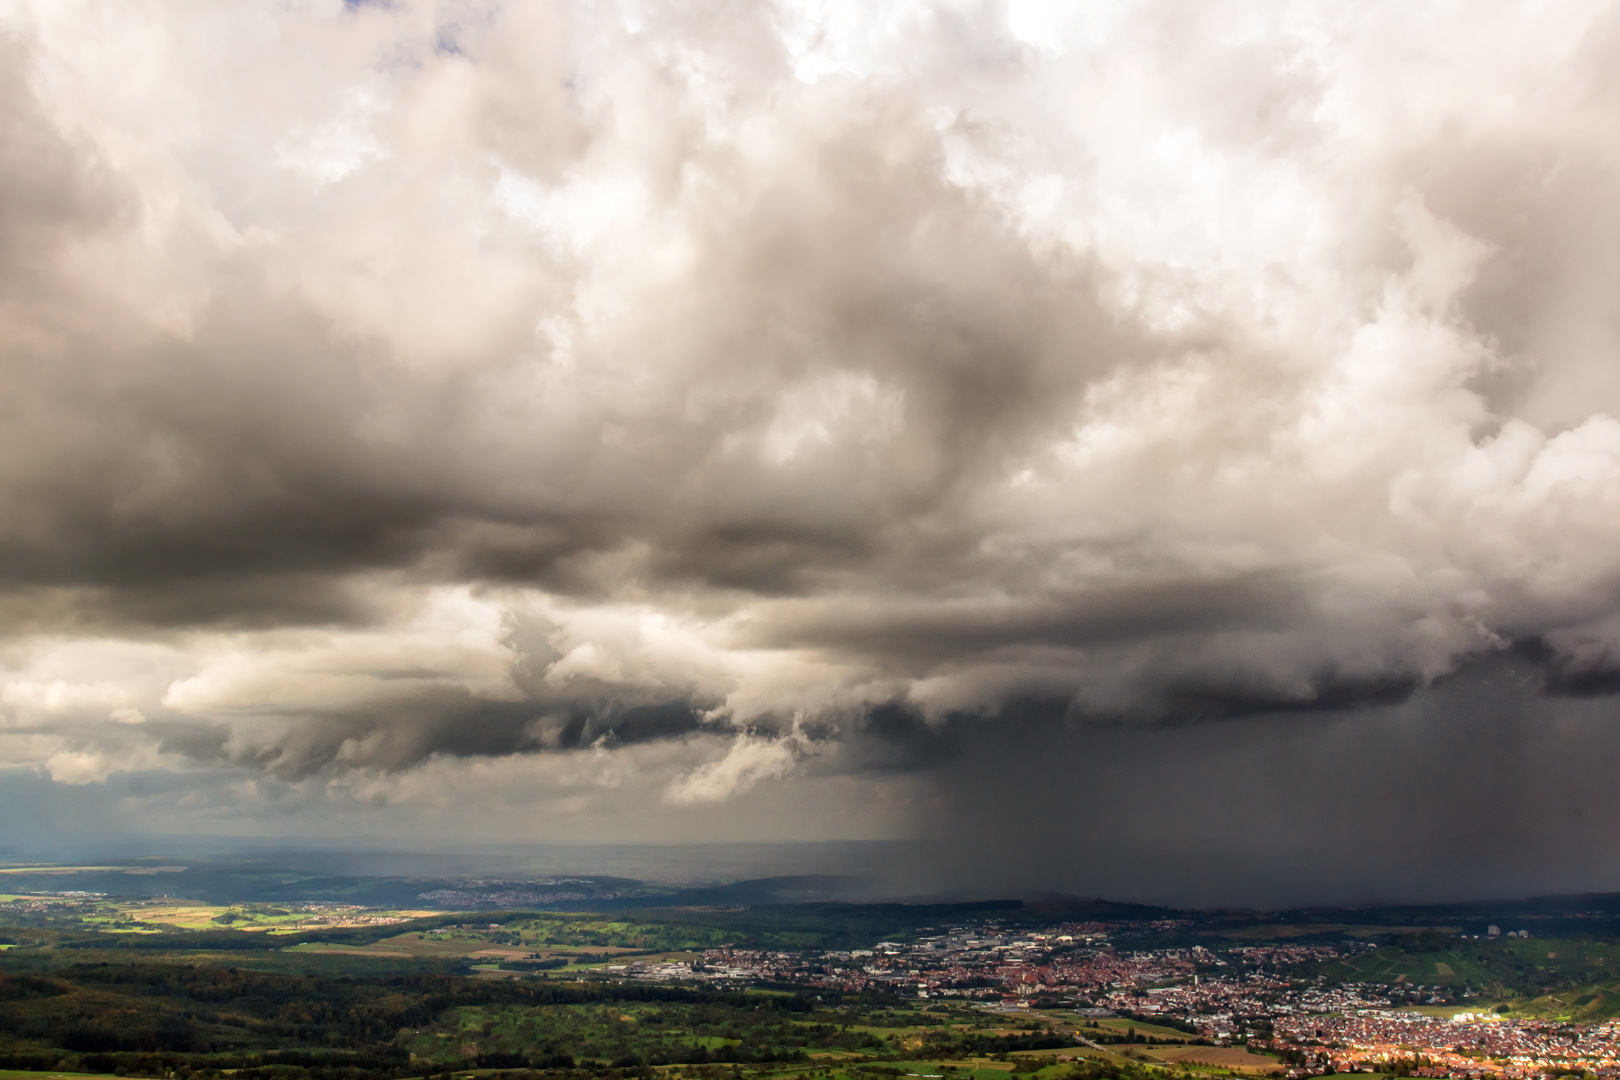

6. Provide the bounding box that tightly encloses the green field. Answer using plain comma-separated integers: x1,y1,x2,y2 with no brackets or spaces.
1311,936,1620,1001
396,999,1017,1068
1075,1019,1192,1043
1315,945,1490,984
1496,978,1620,1021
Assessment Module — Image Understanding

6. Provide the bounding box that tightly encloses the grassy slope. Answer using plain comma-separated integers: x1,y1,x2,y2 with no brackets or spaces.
1505,979,1620,1021
1314,938,1620,995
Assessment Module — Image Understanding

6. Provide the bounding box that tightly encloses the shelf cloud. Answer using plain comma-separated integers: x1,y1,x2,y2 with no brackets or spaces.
2,0,1620,895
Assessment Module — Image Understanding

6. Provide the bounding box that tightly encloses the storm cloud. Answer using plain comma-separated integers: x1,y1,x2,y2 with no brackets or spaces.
2,0,1620,893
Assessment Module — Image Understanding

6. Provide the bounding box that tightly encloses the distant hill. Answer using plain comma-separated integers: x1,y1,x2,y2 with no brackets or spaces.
1017,894,1180,922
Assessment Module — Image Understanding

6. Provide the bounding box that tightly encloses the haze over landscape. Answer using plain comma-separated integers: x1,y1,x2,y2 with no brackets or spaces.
5,0,1620,908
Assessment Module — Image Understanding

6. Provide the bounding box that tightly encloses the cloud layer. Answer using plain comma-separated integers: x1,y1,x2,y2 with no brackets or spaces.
2,0,1620,862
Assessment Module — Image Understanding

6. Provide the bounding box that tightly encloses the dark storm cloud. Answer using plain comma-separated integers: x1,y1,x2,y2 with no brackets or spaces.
743,574,1310,660
214,694,707,781
1515,637,1620,698
0,0,1618,873
904,656,1620,908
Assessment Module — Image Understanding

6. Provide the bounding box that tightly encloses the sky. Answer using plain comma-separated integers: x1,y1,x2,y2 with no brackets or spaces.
2,0,1620,908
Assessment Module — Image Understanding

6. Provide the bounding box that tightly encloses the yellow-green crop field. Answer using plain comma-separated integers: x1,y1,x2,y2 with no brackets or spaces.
63,899,443,934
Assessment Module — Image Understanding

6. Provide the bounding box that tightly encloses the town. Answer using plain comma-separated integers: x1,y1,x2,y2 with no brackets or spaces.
586,918,1620,1080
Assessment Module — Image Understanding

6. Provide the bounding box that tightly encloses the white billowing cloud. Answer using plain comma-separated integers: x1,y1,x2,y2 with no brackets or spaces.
43,741,169,785
758,371,904,465
1,639,191,726
0,0,1618,828
161,587,521,716
277,83,390,187
664,728,812,804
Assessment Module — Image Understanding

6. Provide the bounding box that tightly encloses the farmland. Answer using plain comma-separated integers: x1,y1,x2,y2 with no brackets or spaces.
2,896,440,936
1149,1048,1277,1070
9,884,1620,1080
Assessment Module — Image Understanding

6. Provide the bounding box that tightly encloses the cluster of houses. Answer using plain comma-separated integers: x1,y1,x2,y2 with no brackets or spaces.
1268,1012,1620,1080
572,914,1620,1080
